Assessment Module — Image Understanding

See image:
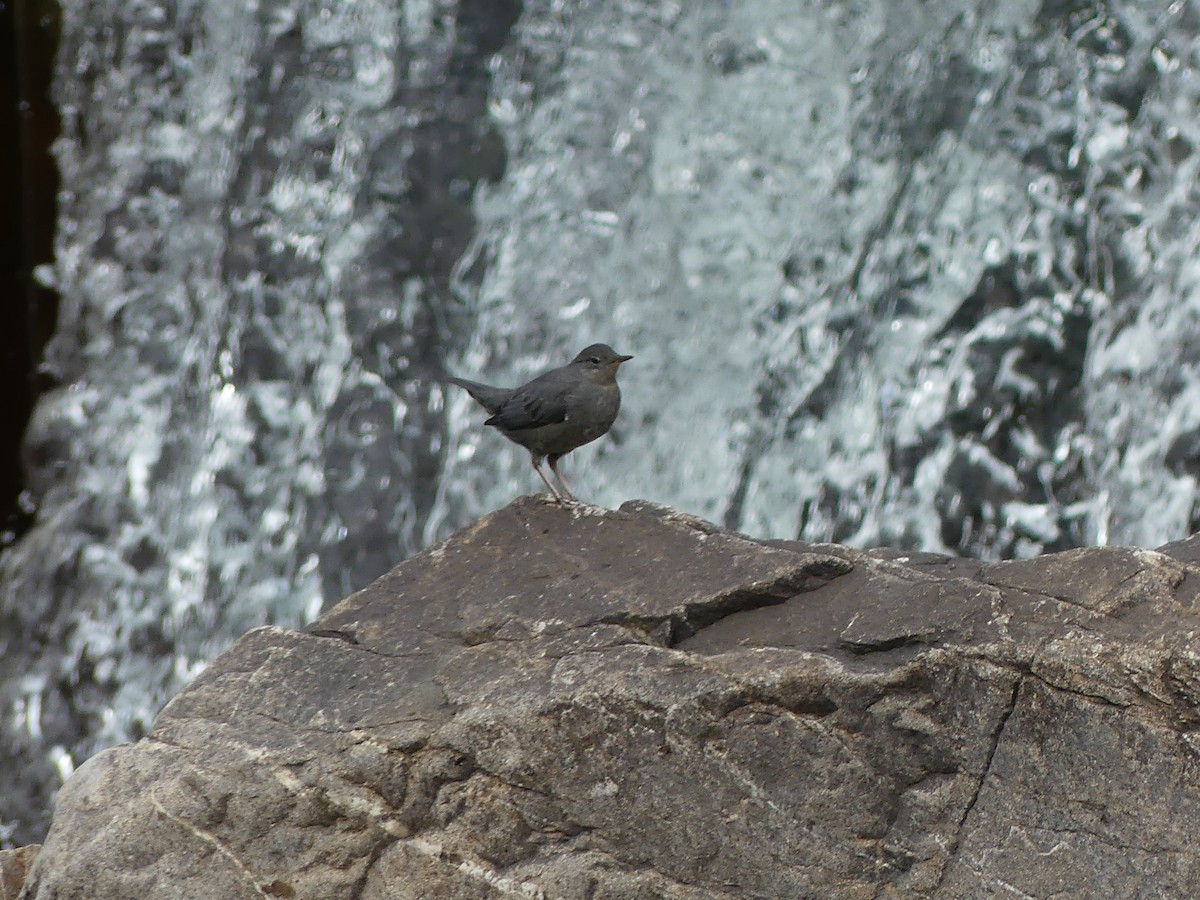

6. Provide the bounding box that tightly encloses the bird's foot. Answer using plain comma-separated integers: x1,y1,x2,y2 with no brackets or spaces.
546,457,579,504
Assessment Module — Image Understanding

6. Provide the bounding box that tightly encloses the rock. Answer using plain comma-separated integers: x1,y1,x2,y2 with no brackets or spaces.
0,847,37,900
18,498,1200,898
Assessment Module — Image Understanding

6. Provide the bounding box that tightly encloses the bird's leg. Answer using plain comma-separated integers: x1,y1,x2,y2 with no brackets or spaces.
547,454,578,502
531,455,566,502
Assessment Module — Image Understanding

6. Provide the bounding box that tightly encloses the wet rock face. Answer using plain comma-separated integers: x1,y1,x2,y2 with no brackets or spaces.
19,498,1200,897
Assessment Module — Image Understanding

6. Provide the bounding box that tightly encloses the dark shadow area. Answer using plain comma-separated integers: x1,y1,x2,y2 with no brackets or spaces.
0,0,60,554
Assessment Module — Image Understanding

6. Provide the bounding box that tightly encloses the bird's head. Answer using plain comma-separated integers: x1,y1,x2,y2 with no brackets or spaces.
572,343,633,384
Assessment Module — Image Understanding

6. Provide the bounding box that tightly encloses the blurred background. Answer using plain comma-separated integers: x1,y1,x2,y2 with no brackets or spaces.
4,0,1200,846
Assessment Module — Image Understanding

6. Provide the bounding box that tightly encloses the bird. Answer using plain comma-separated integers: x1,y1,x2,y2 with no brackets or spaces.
448,343,633,503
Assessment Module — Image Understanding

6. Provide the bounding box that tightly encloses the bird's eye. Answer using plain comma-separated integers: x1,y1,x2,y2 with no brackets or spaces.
588,357,601,364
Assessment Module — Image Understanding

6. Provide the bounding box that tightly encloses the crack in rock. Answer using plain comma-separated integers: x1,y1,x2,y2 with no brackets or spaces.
149,792,272,898
932,677,1022,893
599,555,852,646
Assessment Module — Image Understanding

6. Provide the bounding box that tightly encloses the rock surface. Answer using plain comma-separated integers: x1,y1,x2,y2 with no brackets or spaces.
19,497,1200,898
0,848,37,900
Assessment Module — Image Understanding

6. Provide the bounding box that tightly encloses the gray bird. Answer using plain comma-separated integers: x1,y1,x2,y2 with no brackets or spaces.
449,343,633,503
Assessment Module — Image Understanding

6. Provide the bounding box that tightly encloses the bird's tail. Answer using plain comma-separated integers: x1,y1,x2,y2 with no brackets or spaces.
446,377,510,415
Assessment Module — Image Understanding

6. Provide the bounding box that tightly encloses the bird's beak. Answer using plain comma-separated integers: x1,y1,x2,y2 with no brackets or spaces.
616,354,633,364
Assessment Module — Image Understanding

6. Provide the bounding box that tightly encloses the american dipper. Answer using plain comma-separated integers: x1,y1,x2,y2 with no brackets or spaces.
448,344,633,503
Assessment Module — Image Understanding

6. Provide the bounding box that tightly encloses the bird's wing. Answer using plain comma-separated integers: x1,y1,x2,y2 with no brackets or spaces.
486,378,571,430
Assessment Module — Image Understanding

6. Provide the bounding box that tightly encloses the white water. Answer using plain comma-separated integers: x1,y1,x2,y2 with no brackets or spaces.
437,0,1200,558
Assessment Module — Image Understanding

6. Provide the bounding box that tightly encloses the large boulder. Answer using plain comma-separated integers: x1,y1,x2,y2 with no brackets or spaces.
18,498,1200,898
